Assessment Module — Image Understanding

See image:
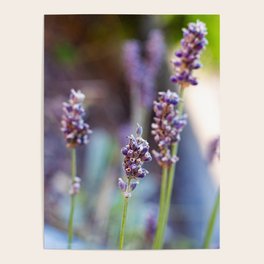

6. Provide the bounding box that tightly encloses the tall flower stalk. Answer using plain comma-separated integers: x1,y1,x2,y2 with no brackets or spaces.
151,89,187,248
152,20,208,249
203,189,220,248
61,89,92,249
118,124,152,249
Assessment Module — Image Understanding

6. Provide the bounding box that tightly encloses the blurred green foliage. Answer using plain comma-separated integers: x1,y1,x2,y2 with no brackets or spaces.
54,42,77,66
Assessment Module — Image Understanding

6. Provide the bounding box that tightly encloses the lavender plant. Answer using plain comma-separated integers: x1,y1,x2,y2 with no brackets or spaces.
170,20,208,88
152,20,208,249
123,30,165,133
118,124,152,249
61,89,92,249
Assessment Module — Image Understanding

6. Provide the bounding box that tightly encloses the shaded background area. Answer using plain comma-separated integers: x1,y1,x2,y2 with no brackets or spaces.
44,14,220,249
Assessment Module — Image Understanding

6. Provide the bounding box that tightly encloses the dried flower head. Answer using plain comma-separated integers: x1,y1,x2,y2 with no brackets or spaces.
151,90,187,167
61,89,92,148
118,124,152,197
170,20,208,87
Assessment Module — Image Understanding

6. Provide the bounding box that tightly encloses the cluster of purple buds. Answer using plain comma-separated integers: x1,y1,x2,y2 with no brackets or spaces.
171,20,208,87
151,90,187,167
69,176,81,196
123,30,165,108
118,124,152,197
61,89,92,148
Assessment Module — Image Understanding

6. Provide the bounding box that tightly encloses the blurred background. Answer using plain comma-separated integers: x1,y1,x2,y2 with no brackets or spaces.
44,14,220,249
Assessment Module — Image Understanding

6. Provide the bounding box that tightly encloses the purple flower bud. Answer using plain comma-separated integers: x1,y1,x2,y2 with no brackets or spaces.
130,181,139,191
170,76,178,83
188,76,198,85
121,147,128,155
192,61,202,69
127,149,134,157
142,152,152,162
136,124,143,137
137,172,145,178
174,61,181,67
175,51,183,57
118,178,127,193
131,164,137,172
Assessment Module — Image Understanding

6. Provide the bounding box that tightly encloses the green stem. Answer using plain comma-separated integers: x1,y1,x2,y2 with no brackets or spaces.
67,149,76,249
157,86,185,248
158,144,178,248
119,198,129,249
153,166,168,249
119,179,131,250
203,189,220,248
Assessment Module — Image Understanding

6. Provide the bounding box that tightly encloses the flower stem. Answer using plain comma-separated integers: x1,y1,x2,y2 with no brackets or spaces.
158,86,185,248
203,189,220,248
67,148,76,249
153,166,168,249
119,179,131,250
119,197,129,249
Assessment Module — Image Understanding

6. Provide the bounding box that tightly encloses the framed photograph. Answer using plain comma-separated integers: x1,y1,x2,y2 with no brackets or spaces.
44,14,220,250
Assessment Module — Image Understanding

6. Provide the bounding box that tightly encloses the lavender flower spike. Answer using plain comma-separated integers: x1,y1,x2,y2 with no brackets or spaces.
171,20,208,87
151,90,187,167
122,30,165,109
145,29,165,77
142,29,165,108
123,41,142,88
119,124,152,197
61,89,92,148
